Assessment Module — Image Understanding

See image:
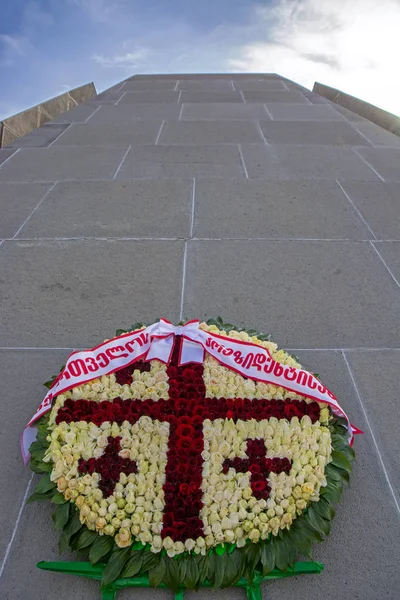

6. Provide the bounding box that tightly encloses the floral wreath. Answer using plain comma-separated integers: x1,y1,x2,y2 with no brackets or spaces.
28,319,355,591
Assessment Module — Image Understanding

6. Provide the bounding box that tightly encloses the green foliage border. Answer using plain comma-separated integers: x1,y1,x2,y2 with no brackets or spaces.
28,318,355,591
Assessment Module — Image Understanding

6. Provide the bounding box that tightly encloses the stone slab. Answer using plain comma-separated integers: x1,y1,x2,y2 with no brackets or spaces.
232,80,287,91
7,124,69,148
0,350,71,568
356,147,400,181
258,121,370,146
122,80,178,91
265,104,344,121
330,104,367,122
240,144,379,180
51,121,161,146
116,145,245,179
50,104,98,123
118,91,179,104
177,80,234,91
242,91,310,104
300,92,331,104
159,120,262,144
339,182,400,239
18,179,192,238
132,73,280,80
0,146,129,182
181,103,270,120
89,104,181,122
0,182,51,238
0,239,184,346
351,122,400,148
373,242,400,280
179,91,244,103
184,240,400,348
0,149,17,166
345,350,400,495
193,179,371,239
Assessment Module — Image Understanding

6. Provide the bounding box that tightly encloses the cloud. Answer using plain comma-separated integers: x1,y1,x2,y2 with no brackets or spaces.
0,34,31,66
93,46,151,69
70,0,127,23
229,0,400,115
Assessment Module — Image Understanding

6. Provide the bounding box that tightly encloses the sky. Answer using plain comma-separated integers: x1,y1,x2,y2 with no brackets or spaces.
1,0,400,120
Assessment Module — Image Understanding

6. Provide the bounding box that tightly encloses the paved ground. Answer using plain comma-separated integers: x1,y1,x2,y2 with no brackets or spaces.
0,74,399,599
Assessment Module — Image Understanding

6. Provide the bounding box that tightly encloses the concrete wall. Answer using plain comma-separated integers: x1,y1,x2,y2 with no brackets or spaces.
313,81,400,136
0,82,96,147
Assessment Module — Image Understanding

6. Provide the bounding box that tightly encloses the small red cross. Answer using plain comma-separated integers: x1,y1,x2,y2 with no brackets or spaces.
222,438,292,500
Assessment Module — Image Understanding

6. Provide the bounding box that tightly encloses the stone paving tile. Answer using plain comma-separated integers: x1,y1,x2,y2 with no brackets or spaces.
330,104,368,122
177,79,234,91
241,144,380,180
184,240,400,348
346,350,400,494
258,121,371,146
133,73,280,80
265,104,345,121
0,350,71,569
51,121,161,146
118,91,179,103
193,179,371,239
232,80,287,91
0,149,17,166
7,124,70,148
122,80,178,90
0,182,51,238
19,179,192,238
159,120,263,144
89,103,181,122
242,91,310,104
116,145,245,179
339,182,400,239
350,122,400,148
356,147,400,181
0,239,184,346
179,91,244,103
50,104,98,123
0,145,128,182
300,92,331,104
181,103,269,120
373,242,400,281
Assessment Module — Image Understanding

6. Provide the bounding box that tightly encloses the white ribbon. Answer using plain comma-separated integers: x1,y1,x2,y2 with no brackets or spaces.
22,319,360,462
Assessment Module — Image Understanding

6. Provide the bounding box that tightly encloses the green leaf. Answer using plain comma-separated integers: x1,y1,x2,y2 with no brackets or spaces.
51,492,67,505
321,482,342,504
89,535,115,565
222,551,242,587
215,544,226,556
313,497,335,521
181,557,199,589
121,552,143,578
102,548,131,586
194,554,209,589
331,451,353,473
63,511,83,544
27,490,54,503
244,543,260,582
139,551,160,573
58,532,69,555
261,542,275,575
163,558,180,593
213,553,228,589
71,528,97,551
33,474,56,494
52,502,70,531
307,506,330,537
148,558,167,587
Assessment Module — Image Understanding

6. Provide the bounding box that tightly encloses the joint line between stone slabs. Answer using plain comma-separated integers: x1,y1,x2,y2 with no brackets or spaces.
177,90,182,104
0,472,34,581
256,122,269,145
263,104,273,120
84,105,101,123
347,121,376,146
190,178,196,238
112,145,131,179
179,241,188,322
12,182,58,239
0,148,20,169
155,121,166,145
237,144,249,178
230,80,235,91
342,351,400,514
47,124,71,147
336,180,377,240
178,103,184,121
370,241,400,288
114,92,125,106
281,81,290,90
240,90,246,104
174,81,179,91
352,147,385,181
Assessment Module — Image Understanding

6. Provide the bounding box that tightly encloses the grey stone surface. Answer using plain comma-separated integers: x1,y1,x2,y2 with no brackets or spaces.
242,91,310,104
345,350,400,495
339,182,400,239
184,240,400,348
330,104,368,122
159,120,263,144
300,92,331,104
7,123,69,148
122,80,178,90
179,91,244,103
232,80,287,91
132,73,279,80
116,144,245,178
0,145,128,182
118,91,179,103
18,179,192,238
265,104,344,121
351,122,400,147
0,149,17,166
0,182,51,237
177,79,234,91
356,147,400,181
193,179,372,239
258,121,371,146
50,104,98,123
181,103,270,120
0,239,184,346
89,104,181,122
51,121,161,146
373,242,400,281
241,144,379,180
